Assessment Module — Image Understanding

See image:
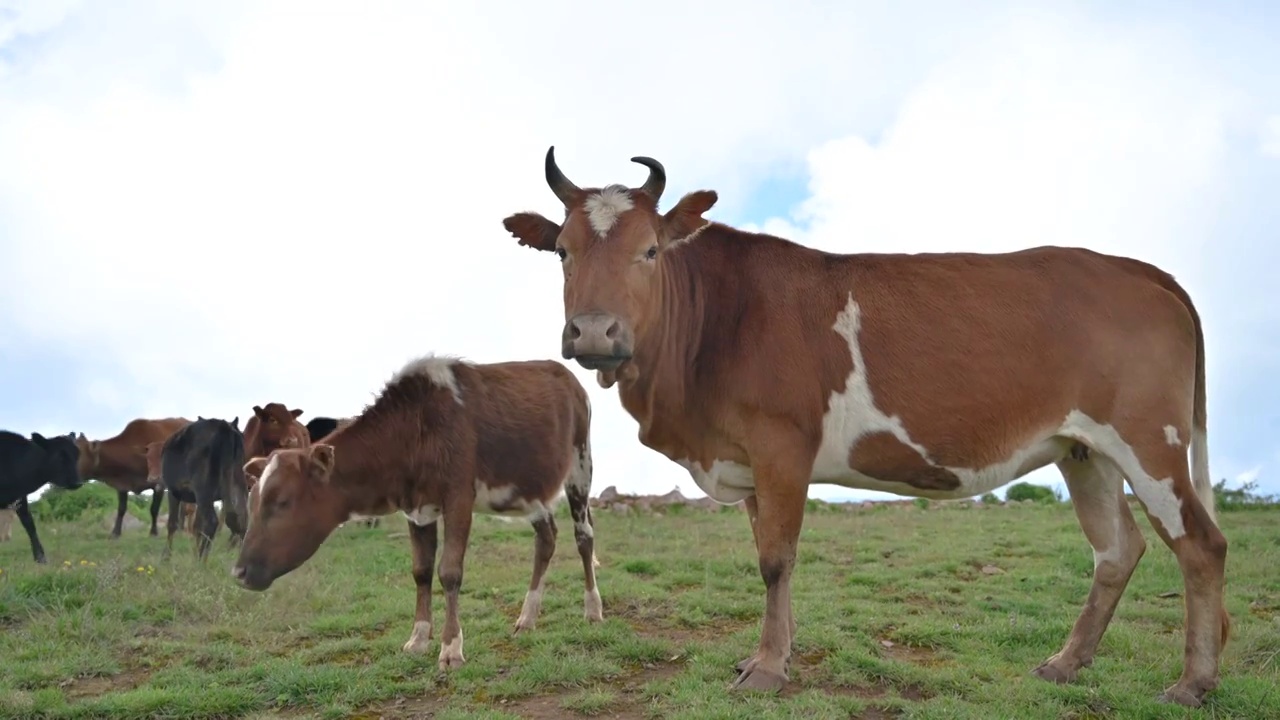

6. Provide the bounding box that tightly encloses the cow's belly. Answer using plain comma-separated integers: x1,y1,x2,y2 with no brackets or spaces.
676,434,1068,504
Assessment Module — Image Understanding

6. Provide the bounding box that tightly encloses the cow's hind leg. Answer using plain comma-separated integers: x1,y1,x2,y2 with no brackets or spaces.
402,519,438,653
1094,421,1228,707
1034,452,1145,683
162,493,182,560
565,442,603,624
514,513,556,633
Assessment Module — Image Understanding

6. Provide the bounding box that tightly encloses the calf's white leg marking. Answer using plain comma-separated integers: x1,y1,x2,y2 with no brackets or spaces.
438,628,465,670
402,620,432,653
515,579,544,632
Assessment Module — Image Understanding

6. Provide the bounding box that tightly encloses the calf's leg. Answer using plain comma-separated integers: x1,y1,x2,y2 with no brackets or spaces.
14,497,48,564
1034,453,1145,683
402,519,438,653
148,487,164,536
162,492,182,560
436,501,474,671
565,466,603,624
514,514,557,633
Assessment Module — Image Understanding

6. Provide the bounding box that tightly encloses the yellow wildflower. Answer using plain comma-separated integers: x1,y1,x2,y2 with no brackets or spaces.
79,560,87,565
136,566,145,572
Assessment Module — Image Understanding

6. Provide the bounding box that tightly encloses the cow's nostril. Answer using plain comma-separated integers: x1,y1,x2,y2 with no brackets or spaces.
231,565,246,580
569,322,582,340
605,321,620,340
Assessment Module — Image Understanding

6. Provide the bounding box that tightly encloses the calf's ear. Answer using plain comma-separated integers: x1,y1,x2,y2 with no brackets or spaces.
309,443,336,480
290,408,303,418
503,213,562,253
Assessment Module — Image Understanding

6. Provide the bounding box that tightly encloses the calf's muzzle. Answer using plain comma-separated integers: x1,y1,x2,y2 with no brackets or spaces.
562,312,633,371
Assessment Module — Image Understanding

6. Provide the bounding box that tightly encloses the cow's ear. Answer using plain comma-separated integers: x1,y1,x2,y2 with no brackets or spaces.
661,190,717,246
31,432,47,445
502,213,561,253
308,443,336,481
243,457,268,487
252,405,266,419
290,408,303,418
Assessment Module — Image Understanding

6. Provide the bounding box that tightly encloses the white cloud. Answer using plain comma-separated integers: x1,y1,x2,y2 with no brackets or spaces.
0,1,1274,502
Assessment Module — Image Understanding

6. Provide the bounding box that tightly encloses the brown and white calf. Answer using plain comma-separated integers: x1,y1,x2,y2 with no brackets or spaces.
231,356,603,670
500,147,1229,707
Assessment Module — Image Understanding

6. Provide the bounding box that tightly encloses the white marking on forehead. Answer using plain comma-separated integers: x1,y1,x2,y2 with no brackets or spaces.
1163,425,1181,446
583,185,634,237
258,454,283,495
392,354,464,404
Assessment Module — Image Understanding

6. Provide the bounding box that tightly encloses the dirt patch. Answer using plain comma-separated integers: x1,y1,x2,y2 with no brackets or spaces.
60,667,151,699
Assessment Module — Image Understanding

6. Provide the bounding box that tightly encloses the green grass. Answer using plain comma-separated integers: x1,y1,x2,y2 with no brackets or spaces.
1,500,1278,719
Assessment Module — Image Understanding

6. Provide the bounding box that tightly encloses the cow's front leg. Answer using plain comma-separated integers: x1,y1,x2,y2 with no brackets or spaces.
731,429,813,693
402,519,438,653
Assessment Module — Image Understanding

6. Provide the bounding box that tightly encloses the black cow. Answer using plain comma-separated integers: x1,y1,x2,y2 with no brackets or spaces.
304,416,341,443
0,431,84,563
159,417,249,561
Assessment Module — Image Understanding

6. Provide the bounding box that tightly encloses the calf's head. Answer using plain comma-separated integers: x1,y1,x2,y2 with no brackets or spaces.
231,443,345,591
33,433,85,491
141,441,164,483
502,147,717,372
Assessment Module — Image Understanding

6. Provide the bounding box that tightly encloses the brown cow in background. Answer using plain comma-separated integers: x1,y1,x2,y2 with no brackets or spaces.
75,417,190,538
243,403,309,467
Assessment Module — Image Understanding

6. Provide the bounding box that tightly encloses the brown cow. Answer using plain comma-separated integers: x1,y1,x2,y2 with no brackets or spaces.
75,418,191,538
243,403,310,464
231,356,602,671
499,147,1228,707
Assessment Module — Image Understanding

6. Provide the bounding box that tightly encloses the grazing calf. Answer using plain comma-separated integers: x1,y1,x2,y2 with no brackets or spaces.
501,148,1228,706
159,417,249,560
0,431,85,563
232,356,602,671
243,403,310,463
75,418,191,538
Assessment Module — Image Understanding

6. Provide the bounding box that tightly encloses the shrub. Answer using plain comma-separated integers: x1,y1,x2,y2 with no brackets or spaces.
29,481,120,522
980,492,1001,505
1005,482,1058,504
1212,478,1278,512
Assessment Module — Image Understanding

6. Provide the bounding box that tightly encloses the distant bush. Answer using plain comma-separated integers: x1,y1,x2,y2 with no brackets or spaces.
29,481,120,522
913,497,930,510
1005,482,1059,504
1213,479,1278,512
980,492,1001,505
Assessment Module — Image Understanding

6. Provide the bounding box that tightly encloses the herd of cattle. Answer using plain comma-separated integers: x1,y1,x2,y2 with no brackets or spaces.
0,148,1230,707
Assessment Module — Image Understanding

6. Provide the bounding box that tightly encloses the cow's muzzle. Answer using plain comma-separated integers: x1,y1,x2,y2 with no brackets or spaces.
562,312,633,371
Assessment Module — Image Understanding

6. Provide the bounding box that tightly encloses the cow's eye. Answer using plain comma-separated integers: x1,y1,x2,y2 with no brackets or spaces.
645,246,658,261
555,247,567,262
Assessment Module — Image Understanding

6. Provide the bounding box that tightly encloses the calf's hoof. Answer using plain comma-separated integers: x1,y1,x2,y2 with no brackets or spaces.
730,657,788,692
437,640,466,671
34,554,47,565
1031,655,1082,684
402,621,433,653
1158,679,1216,708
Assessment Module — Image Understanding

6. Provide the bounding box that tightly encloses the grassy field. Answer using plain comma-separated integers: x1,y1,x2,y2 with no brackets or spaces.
1,498,1277,719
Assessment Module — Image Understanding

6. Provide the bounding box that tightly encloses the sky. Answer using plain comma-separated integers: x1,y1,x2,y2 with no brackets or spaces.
1,0,1277,505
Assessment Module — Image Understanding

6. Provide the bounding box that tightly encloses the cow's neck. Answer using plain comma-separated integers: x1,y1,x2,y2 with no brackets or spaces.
95,439,146,479
619,235,730,455
320,409,411,518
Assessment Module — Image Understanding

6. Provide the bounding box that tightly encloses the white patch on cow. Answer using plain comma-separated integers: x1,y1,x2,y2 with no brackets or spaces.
257,454,283,495
1163,425,1181,446
473,479,559,521
676,458,756,504
1060,411,1186,539
568,441,594,537
392,354,464,404
584,587,603,622
403,504,440,526
515,578,545,631
673,295,1186,520
402,620,432,653
348,511,380,522
583,185,633,236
